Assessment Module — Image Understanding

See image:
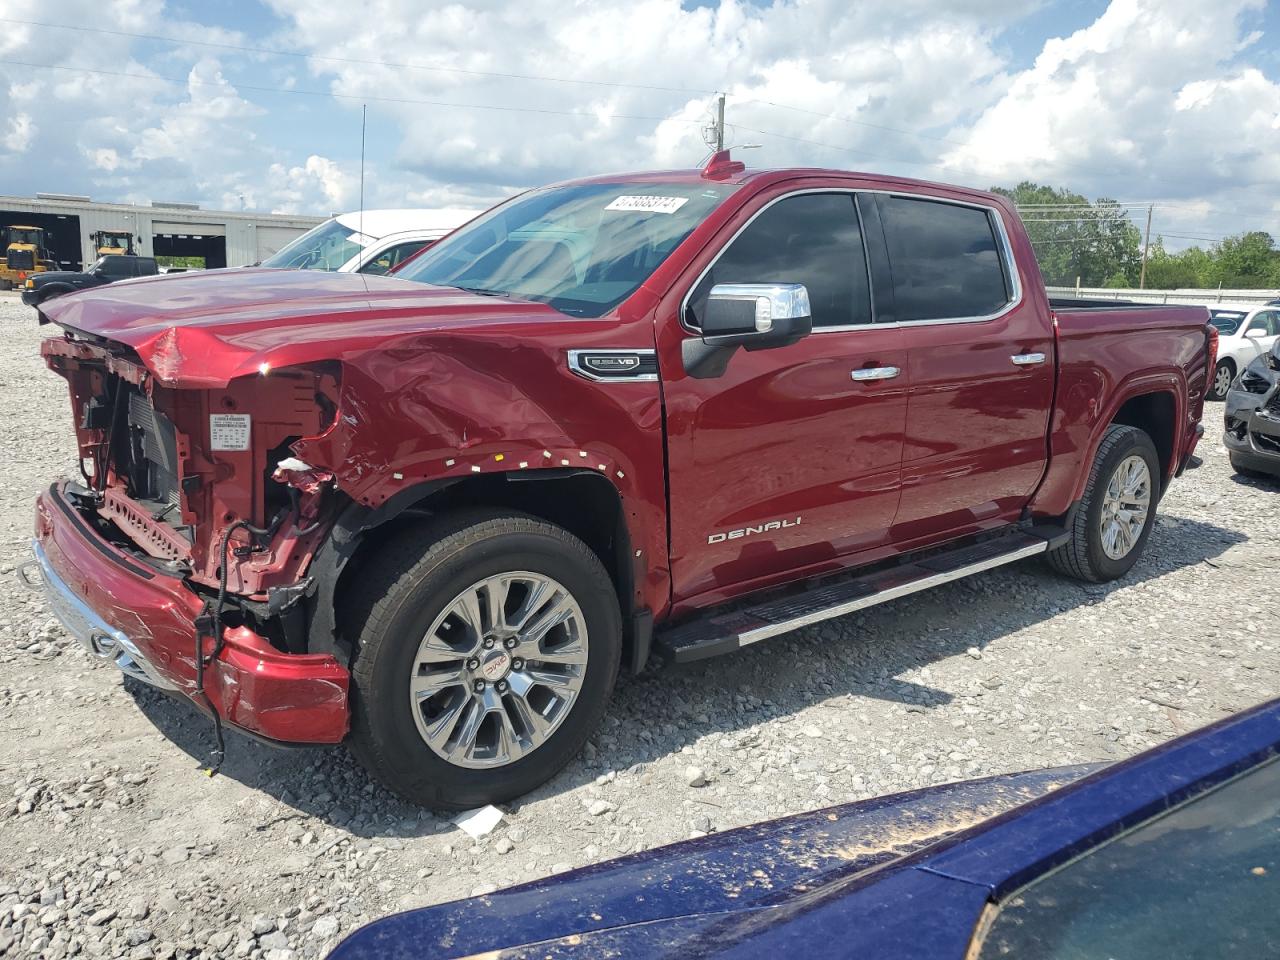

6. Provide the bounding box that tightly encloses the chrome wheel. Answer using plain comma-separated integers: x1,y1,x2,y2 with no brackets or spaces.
1099,454,1151,560
1214,363,1233,398
408,572,588,768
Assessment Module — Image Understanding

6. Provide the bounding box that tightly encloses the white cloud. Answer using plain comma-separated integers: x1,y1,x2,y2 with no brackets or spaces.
2,113,34,152
939,0,1279,243
0,0,1275,248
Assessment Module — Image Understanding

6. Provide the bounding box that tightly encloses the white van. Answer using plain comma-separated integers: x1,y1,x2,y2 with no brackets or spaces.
261,209,479,274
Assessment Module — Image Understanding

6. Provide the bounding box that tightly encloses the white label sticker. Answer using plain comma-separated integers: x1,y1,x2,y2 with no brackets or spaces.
210,414,251,451
604,195,689,215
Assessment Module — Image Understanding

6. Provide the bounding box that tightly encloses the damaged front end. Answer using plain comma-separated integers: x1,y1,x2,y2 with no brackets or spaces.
33,332,352,745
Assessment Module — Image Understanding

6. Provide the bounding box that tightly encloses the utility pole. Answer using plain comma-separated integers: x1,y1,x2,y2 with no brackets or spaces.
1138,203,1153,289
715,94,726,152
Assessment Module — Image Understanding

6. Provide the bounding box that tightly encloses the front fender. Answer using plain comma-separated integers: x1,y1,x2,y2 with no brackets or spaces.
291,330,672,618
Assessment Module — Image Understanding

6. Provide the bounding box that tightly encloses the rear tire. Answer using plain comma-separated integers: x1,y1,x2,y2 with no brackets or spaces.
1209,359,1235,401
346,509,622,809
1048,424,1160,583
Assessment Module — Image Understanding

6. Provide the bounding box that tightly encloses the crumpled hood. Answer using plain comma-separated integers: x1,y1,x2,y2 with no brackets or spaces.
39,267,561,387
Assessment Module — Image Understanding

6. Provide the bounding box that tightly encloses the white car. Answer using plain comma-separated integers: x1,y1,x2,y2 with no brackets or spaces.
1208,303,1280,400
261,208,479,275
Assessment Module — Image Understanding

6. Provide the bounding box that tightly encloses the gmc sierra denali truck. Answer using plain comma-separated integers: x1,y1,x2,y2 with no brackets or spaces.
29,153,1214,809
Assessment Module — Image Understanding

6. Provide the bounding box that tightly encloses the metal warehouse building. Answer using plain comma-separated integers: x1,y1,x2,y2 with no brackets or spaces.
0,194,324,272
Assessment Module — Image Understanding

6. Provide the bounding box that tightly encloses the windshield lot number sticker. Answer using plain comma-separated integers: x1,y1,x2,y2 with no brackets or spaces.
605,195,689,215
210,414,251,451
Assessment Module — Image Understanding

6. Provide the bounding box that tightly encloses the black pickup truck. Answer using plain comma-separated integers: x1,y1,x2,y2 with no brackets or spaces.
21,255,159,305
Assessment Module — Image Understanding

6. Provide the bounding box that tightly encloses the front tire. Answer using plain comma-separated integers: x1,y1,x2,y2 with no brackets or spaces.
1209,359,1235,401
1048,424,1160,583
347,510,621,809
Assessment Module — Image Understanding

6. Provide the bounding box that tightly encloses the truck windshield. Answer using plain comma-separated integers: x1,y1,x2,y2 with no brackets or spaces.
395,181,739,317
262,218,369,271
1209,311,1248,335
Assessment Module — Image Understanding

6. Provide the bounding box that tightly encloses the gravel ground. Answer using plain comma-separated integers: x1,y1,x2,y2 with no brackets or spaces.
2,289,1278,959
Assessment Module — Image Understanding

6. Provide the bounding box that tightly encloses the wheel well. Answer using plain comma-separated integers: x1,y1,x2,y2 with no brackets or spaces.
1110,391,1175,489
1217,356,1236,372
333,471,637,654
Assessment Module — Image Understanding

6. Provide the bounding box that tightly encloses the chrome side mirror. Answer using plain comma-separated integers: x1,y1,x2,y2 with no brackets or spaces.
702,283,813,350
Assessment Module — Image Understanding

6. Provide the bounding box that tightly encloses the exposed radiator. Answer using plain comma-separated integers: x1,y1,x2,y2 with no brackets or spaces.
126,391,182,511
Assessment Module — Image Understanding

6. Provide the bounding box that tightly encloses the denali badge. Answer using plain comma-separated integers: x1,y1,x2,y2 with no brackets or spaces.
708,516,802,544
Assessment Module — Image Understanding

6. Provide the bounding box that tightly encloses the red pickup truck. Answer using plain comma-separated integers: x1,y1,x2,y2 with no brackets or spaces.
29,154,1214,808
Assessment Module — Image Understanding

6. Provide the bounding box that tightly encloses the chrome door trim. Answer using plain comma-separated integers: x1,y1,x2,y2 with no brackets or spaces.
677,186,1024,337
1011,352,1047,366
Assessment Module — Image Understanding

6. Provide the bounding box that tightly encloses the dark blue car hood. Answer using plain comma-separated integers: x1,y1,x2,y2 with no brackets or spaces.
331,698,1280,959
328,765,1091,959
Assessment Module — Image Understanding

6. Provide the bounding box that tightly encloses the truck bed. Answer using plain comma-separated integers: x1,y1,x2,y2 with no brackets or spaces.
1030,301,1211,516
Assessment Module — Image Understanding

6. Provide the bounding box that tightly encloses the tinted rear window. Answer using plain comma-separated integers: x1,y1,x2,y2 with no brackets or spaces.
877,195,1011,322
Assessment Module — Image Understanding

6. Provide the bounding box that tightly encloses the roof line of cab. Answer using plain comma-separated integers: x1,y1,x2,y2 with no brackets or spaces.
544,162,1009,207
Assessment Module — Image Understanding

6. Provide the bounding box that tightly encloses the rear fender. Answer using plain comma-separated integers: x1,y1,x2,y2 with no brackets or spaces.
1031,371,1186,516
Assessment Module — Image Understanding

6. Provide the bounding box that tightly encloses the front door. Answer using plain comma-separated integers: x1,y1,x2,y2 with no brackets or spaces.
657,188,908,604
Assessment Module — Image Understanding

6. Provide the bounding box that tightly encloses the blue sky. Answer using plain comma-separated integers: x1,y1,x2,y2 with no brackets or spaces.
1,0,1277,247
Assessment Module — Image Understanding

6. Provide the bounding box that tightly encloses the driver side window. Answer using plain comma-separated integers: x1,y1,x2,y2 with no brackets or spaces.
686,193,872,330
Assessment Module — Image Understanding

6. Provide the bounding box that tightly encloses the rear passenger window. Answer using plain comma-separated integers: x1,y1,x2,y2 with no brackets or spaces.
876,196,1011,322
687,193,871,329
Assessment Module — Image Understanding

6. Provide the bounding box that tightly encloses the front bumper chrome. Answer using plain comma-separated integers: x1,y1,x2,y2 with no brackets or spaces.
27,540,180,691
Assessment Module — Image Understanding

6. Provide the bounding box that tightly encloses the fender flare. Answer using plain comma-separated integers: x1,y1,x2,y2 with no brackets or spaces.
1068,371,1186,505
301,467,636,662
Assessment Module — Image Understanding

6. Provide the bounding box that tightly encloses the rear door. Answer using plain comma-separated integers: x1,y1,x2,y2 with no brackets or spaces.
659,187,907,602
872,193,1055,546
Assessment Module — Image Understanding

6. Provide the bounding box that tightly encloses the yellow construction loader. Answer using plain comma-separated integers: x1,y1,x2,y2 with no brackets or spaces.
0,225,56,290
91,229,137,257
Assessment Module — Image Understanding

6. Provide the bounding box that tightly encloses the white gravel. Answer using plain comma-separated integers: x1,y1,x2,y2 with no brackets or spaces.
1,290,1277,958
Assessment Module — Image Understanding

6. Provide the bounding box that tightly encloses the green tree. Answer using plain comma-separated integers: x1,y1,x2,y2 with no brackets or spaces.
992,182,1142,287
1207,232,1280,288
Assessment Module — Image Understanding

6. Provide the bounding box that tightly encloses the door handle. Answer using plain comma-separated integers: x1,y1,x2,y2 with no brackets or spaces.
1011,353,1046,366
851,366,900,381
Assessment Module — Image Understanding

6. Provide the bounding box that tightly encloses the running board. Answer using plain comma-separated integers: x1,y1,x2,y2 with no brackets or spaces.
656,531,1054,663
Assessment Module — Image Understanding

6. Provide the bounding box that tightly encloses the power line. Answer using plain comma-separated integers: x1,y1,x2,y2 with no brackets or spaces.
0,59,706,126
728,96,970,148
0,16,716,96
2,16,979,161
728,122,963,174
